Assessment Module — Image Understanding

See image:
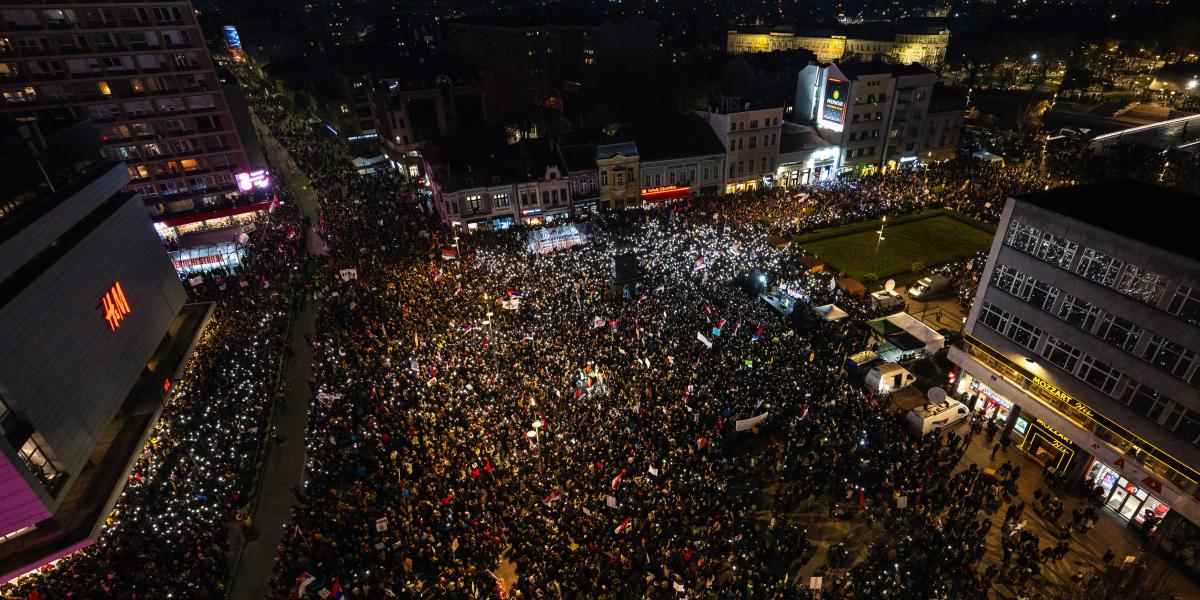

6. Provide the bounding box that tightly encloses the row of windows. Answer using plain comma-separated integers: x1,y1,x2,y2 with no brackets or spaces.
453,188,571,214
729,133,777,151
848,129,880,142
1120,383,1200,445
643,168,706,188
728,157,774,179
845,146,876,159
1040,334,1200,445
728,116,780,131
133,172,234,198
978,301,1043,351
1005,218,1185,314
990,264,1198,385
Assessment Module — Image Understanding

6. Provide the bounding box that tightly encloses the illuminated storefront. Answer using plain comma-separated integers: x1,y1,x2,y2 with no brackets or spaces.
1086,459,1172,529
168,242,245,275
640,185,692,205
953,371,1077,472
153,198,276,241
958,374,1014,425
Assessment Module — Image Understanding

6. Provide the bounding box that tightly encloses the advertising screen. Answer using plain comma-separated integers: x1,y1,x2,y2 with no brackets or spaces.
821,78,850,125
223,26,242,52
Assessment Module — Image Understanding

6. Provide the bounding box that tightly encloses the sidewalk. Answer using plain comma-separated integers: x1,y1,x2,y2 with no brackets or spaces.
777,419,1200,598
227,299,317,600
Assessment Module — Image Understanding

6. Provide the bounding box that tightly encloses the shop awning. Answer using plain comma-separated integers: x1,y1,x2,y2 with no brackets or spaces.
640,186,691,201
155,198,276,228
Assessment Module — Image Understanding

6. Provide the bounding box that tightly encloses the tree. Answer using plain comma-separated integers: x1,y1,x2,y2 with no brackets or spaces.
1060,67,1096,93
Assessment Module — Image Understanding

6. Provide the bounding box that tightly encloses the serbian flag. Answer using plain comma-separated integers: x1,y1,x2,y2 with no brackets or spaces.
611,469,627,491
615,516,632,534
799,404,810,421
543,489,561,506
330,578,345,600
693,256,707,271
484,458,493,474
294,572,316,598
857,488,867,509
751,326,763,342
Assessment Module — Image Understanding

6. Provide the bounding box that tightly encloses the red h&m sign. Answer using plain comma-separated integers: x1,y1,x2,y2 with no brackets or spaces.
101,281,132,330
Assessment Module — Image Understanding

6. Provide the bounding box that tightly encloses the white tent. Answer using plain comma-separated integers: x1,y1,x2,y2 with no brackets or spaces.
812,304,849,322
884,312,946,355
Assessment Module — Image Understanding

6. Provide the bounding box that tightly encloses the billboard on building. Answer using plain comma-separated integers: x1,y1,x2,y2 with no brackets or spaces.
223,26,243,52
821,78,849,125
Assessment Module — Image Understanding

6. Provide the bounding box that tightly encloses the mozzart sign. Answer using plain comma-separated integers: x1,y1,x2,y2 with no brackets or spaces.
101,281,132,331
821,78,850,125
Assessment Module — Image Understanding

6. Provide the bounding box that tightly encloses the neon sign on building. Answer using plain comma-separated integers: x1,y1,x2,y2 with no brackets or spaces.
101,281,131,331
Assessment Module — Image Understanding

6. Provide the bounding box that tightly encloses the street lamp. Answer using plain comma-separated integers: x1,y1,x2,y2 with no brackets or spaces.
873,216,887,280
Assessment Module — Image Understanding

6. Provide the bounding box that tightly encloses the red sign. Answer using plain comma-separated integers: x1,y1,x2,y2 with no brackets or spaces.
101,281,132,331
640,185,691,201
172,254,225,270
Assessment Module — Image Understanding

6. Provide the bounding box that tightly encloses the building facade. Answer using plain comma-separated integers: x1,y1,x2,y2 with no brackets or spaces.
634,115,727,201
797,61,957,174
695,103,784,193
774,123,839,187
0,1,251,225
595,142,640,211
919,87,966,162
426,139,572,229
560,144,599,215
727,25,949,69
950,182,1200,544
0,121,207,580
370,65,487,179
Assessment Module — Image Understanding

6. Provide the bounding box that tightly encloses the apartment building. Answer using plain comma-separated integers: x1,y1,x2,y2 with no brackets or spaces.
950,181,1200,548
0,2,250,230
695,101,784,194
796,61,956,174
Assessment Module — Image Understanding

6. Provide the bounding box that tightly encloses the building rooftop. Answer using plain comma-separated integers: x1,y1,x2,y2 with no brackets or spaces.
428,138,567,192
596,142,638,159
560,144,597,173
632,115,727,162
779,123,833,155
730,22,948,37
1016,180,1200,261
835,60,934,79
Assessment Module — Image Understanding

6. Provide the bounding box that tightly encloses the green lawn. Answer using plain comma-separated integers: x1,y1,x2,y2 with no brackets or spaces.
799,212,995,283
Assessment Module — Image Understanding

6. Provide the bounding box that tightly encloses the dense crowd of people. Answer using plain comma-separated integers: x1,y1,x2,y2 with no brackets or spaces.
4,63,1189,600
226,68,1136,599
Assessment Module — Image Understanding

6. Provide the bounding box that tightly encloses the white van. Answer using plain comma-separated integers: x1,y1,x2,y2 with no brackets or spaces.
865,363,916,394
908,274,952,300
905,400,970,436
870,289,906,311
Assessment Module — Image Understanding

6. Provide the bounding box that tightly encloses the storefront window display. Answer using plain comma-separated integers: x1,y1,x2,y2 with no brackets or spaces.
1085,459,1171,530
957,375,1014,425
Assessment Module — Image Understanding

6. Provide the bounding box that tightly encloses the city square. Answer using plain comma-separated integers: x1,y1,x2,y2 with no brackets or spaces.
1,1,1200,599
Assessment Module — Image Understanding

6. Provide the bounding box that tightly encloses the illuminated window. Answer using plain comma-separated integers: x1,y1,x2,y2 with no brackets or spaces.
1,86,35,102
180,158,199,172
97,80,112,96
